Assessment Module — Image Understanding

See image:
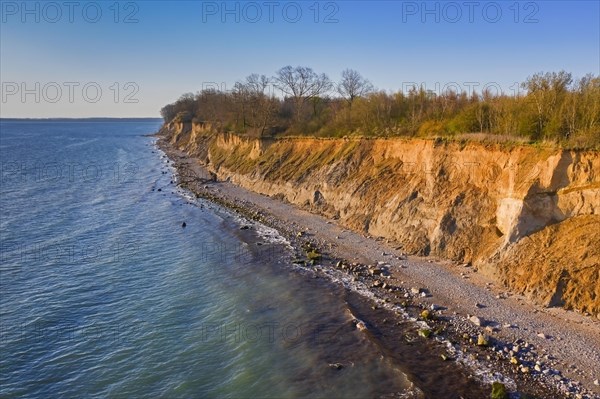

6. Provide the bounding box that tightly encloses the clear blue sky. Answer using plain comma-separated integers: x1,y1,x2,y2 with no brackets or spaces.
1,0,598,117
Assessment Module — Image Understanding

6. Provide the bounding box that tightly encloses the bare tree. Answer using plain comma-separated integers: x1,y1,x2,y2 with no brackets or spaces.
309,72,333,116
274,66,332,121
232,81,249,128
234,74,277,136
245,73,270,96
337,69,373,111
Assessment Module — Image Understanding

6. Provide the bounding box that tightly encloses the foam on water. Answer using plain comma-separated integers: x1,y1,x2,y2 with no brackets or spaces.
155,141,293,250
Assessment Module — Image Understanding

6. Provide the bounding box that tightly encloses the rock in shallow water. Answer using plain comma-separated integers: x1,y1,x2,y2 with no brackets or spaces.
328,363,343,370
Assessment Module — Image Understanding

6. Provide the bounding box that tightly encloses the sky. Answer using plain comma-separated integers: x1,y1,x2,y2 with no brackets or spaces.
0,0,599,118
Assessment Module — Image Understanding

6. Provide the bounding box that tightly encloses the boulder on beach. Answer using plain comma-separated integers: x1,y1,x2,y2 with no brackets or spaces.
477,334,489,346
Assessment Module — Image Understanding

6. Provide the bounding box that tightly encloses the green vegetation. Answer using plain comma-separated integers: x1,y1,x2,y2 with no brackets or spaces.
490,382,509,399
161,67,599,149
420,309,432,320
418,328,432,338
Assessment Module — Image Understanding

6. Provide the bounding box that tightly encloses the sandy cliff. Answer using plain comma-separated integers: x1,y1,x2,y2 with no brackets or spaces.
161,122,600,316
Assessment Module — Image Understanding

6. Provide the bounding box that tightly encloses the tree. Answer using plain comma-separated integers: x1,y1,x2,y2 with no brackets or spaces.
160,103,177,123
232,81,249,129
273,66,332,122
159,68,597,147
232,74,278,136
337,69,373,111
195,89,229,128
522,71,573,139
245,74,278,136
577,74,600,132
309,73,333,117
245,73,270,97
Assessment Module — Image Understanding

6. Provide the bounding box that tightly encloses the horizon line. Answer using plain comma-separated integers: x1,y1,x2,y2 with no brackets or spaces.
0,117,163,120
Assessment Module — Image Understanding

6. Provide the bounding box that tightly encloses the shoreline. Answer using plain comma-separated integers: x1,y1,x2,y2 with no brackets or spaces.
155,134,600,399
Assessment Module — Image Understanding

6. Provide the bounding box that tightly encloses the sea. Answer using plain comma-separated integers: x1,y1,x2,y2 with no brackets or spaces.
0,119,427,398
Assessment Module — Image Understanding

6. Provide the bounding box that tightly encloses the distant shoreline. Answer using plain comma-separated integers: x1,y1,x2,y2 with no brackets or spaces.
0,117,162,121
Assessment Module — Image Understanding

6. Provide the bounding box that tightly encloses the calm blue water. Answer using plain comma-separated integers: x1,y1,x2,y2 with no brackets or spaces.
0,120,411,398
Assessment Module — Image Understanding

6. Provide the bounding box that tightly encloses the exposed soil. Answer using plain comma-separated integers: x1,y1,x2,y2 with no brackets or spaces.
161,123,600,318
156,136,600,398
497,215,600,316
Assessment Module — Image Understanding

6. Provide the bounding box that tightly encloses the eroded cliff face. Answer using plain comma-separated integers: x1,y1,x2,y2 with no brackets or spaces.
162,122,600,315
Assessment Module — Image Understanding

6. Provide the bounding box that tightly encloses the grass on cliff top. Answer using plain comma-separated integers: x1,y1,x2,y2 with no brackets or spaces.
231,129,599,152
208,134,364,180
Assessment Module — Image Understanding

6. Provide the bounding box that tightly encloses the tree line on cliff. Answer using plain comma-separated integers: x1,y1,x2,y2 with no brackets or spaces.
160,67,599,148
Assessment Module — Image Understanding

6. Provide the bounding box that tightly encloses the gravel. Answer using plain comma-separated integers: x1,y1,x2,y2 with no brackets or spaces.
159,137,600,398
